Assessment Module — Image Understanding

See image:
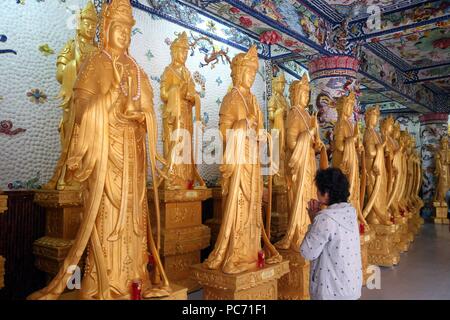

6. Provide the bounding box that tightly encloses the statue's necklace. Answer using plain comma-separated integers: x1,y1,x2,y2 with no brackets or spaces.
102,50,141,101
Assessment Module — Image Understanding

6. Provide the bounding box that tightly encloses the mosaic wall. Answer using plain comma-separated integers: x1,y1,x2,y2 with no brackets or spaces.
0,1,268,189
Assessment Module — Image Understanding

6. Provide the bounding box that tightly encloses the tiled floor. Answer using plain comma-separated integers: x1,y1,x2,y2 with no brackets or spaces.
361,223,450,300
189,223,450,300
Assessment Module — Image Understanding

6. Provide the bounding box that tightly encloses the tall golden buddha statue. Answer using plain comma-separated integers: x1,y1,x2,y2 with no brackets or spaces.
275,75,327,251
43,1,98,190
160,32,206,190
29,0,170,300
268,73,289,186
332,92,367,227
398,130,412,215
434,137,449,206
363,106,392,225
203,46,282,274
411,138,424,210
381,116,402,219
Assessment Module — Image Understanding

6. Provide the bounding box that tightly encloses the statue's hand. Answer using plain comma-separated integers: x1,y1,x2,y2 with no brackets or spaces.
112,55,123,89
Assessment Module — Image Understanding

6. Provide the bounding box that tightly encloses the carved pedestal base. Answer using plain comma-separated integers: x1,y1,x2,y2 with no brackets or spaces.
395,217,412,253
148,188,212,292
360,229,374,286
270,186,289,243
191,261,290,300
433,203,449,225
205,187,223,248
368,224,400,267
277,250,309,300
33,190,83,277
59,284,188,300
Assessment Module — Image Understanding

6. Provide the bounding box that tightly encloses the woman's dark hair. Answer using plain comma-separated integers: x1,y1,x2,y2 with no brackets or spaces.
314,168,350,205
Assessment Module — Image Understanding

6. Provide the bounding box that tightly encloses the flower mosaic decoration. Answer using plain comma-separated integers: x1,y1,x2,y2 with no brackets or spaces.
0,34,17,56
27,89,48,104
145,49,154,62
8,172,42,190
38,44,55,56
0,120,26,136
193,71,206,98
259,30,282,45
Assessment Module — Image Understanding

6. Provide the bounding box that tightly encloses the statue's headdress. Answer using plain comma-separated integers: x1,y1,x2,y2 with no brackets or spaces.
231,45,259,71
99,0,135,49
336,91,356,114
80,1,98,23
171,32,190,51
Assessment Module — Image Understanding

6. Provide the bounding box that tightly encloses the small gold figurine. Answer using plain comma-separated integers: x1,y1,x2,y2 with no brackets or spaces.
43,1,98,190
332,92,367,227
29,0,170,300
363,106,392,225
160,32,206,190
203,46,282,274
275,75,328,251
434,137,449,206
268,73,289,186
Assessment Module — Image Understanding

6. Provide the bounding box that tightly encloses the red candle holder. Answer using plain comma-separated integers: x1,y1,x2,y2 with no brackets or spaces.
257,251,265,269
131,279,142,300
187,180,194,190
359,223,365,235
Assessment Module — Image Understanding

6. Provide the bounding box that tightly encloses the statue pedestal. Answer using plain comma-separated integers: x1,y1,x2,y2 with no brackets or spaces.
262,186,288,243
433,203,449,225
148,188,211,292
191,261,289,300
204,187,222,248
0,194,6,289
368,224,400,267
33,190,83,277
277,250,309,300
360,229,374,286
395,216,412,253
59,284,188,300
270,186,289,243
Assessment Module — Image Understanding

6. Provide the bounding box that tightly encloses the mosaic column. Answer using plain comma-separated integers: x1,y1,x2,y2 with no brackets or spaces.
419,113,449,219
309,56,361,146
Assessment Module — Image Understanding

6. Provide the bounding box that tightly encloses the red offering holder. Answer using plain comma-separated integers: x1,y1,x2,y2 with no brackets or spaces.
257,251,265,269
359,223,365,235
131,279,142,300
187,180,194,190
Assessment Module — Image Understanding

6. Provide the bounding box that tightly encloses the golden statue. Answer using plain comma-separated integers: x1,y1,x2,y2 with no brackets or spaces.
332,92,367,227
362,106,392,225
381,116,402,219
29,0,170,300
268,73,288,186
434,137,449,206
160,32,206,190
397,130,413,215
411,140,424,210
43,1,98,190
275,75,328,251
203,46,282,274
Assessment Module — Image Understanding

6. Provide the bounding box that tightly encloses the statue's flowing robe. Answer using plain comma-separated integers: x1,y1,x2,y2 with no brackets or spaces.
268,93,288,186
363,130,389,224
203,88,264,274
386,137,403,218
276,106,316,251
332,121,366,226
160,65,198,189
45,38,97,190
29,52,160,300
434,150,449,204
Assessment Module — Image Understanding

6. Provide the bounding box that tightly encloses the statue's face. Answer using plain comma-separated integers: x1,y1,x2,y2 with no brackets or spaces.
240,66,257,89
173,47,188,65
299,89,310,108
342,100,353,118
79,18,96,40
382,122,392,135
109,21,131,52
366,112,378,128
273,81,285,94
441,140,448,150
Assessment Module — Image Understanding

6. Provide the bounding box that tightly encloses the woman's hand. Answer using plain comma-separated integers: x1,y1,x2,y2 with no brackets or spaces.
307,199,321,222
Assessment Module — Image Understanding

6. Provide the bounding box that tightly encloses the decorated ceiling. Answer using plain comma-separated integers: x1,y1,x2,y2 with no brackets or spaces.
130,0,449,113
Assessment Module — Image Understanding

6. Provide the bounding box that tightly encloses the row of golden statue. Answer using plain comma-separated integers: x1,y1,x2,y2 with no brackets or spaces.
28,0,425,300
